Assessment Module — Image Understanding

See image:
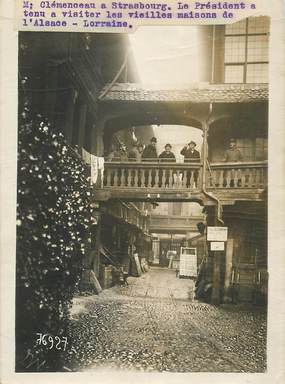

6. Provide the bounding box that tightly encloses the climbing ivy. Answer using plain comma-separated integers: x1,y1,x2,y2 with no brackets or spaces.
16,103,92,371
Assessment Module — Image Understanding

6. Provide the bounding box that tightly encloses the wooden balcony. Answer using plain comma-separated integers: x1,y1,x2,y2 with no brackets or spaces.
150,215,203,233
206,161,267,203
104,161,202,189
207,161,267,189
94,161,267,204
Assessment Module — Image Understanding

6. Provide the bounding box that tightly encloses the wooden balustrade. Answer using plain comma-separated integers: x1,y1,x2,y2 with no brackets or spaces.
103,162,202,190
150,215,202,231
206,161,267,189
96,161,267,203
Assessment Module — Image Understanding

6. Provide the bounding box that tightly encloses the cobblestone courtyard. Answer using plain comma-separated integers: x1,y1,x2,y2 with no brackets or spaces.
65,267,267,373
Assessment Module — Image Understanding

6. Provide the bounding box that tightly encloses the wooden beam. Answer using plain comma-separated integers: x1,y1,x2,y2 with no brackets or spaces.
91,120,104,156
78,104,88,149
224,238,234,303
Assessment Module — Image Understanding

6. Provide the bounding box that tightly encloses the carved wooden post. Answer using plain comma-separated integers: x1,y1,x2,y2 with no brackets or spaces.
219,170,224,188
114,169,119,187
106,168,111,187
121,168,126,187
212,251,222,305
201,120,209,191
161,169,166,188
224,238,234,303
147,168,152,188
154,169,159,188
141,169,146,188
127,168,132,187
182,170,187,188
134,169,139,187
169,169,173,188
241,168,246,187
91,120,104,156
210,206,225,307
233,169,238,187
247,168,253,187
78,104,88,149
226,169,231,188
190,171,195,189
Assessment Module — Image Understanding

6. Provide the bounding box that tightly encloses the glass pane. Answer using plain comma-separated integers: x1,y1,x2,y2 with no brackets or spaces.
246,63,268,83
247,35,269,62
225,65,244,83
225,19,247,35
225,36,246,63
248,16,270,34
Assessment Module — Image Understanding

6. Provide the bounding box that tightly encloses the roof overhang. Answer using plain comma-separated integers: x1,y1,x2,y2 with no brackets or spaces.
99,83,268,104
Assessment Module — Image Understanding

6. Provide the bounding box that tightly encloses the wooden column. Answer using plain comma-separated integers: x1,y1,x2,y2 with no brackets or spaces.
224,238,234,303
210,205,223,306
212,251,222,305
91,120,104,156
201,120,209,191
78,104,88,149
92,215,102,278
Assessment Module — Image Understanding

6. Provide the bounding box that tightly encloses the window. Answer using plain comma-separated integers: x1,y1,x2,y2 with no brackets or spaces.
224,36,246,63
225,65,244,83
247,63,268,83
224,17,269,83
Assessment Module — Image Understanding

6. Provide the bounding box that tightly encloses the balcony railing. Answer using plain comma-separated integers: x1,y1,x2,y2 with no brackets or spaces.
150,215,203,231
206,161,267,189
102,161,267,191
103,161,202,190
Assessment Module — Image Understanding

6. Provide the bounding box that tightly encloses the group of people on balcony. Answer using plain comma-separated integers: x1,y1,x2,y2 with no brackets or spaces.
107,136,201,163
106,137,202,188
107,137,243,164
105,136,244,188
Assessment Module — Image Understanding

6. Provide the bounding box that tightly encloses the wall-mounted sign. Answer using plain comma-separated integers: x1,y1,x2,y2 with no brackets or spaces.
207,226,228,242
210,242,225,251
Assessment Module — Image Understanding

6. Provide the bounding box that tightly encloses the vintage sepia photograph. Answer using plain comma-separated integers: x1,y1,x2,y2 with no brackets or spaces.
17,17,269,373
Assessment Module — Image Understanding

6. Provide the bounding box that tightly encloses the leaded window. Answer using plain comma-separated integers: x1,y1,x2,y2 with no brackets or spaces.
224,17,269,83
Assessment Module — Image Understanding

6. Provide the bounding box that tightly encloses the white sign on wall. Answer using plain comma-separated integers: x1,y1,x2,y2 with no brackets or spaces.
207,226,228,242
210,242,225,251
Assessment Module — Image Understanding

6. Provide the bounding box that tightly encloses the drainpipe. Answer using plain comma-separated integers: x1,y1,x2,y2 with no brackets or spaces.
200,25,224,225
201,103,224,225
202,103,225,306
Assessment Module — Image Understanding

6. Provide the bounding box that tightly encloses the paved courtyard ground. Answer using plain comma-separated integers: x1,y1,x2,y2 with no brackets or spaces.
65,267,267,373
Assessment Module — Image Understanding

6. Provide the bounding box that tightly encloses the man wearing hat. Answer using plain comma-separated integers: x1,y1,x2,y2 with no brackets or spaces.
142,137,158,186
180,141,200,162
142,137,158,161
158,144,176,186
224,138,243,162
223,139,243,187
180,141,200,187
158,143,176,162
